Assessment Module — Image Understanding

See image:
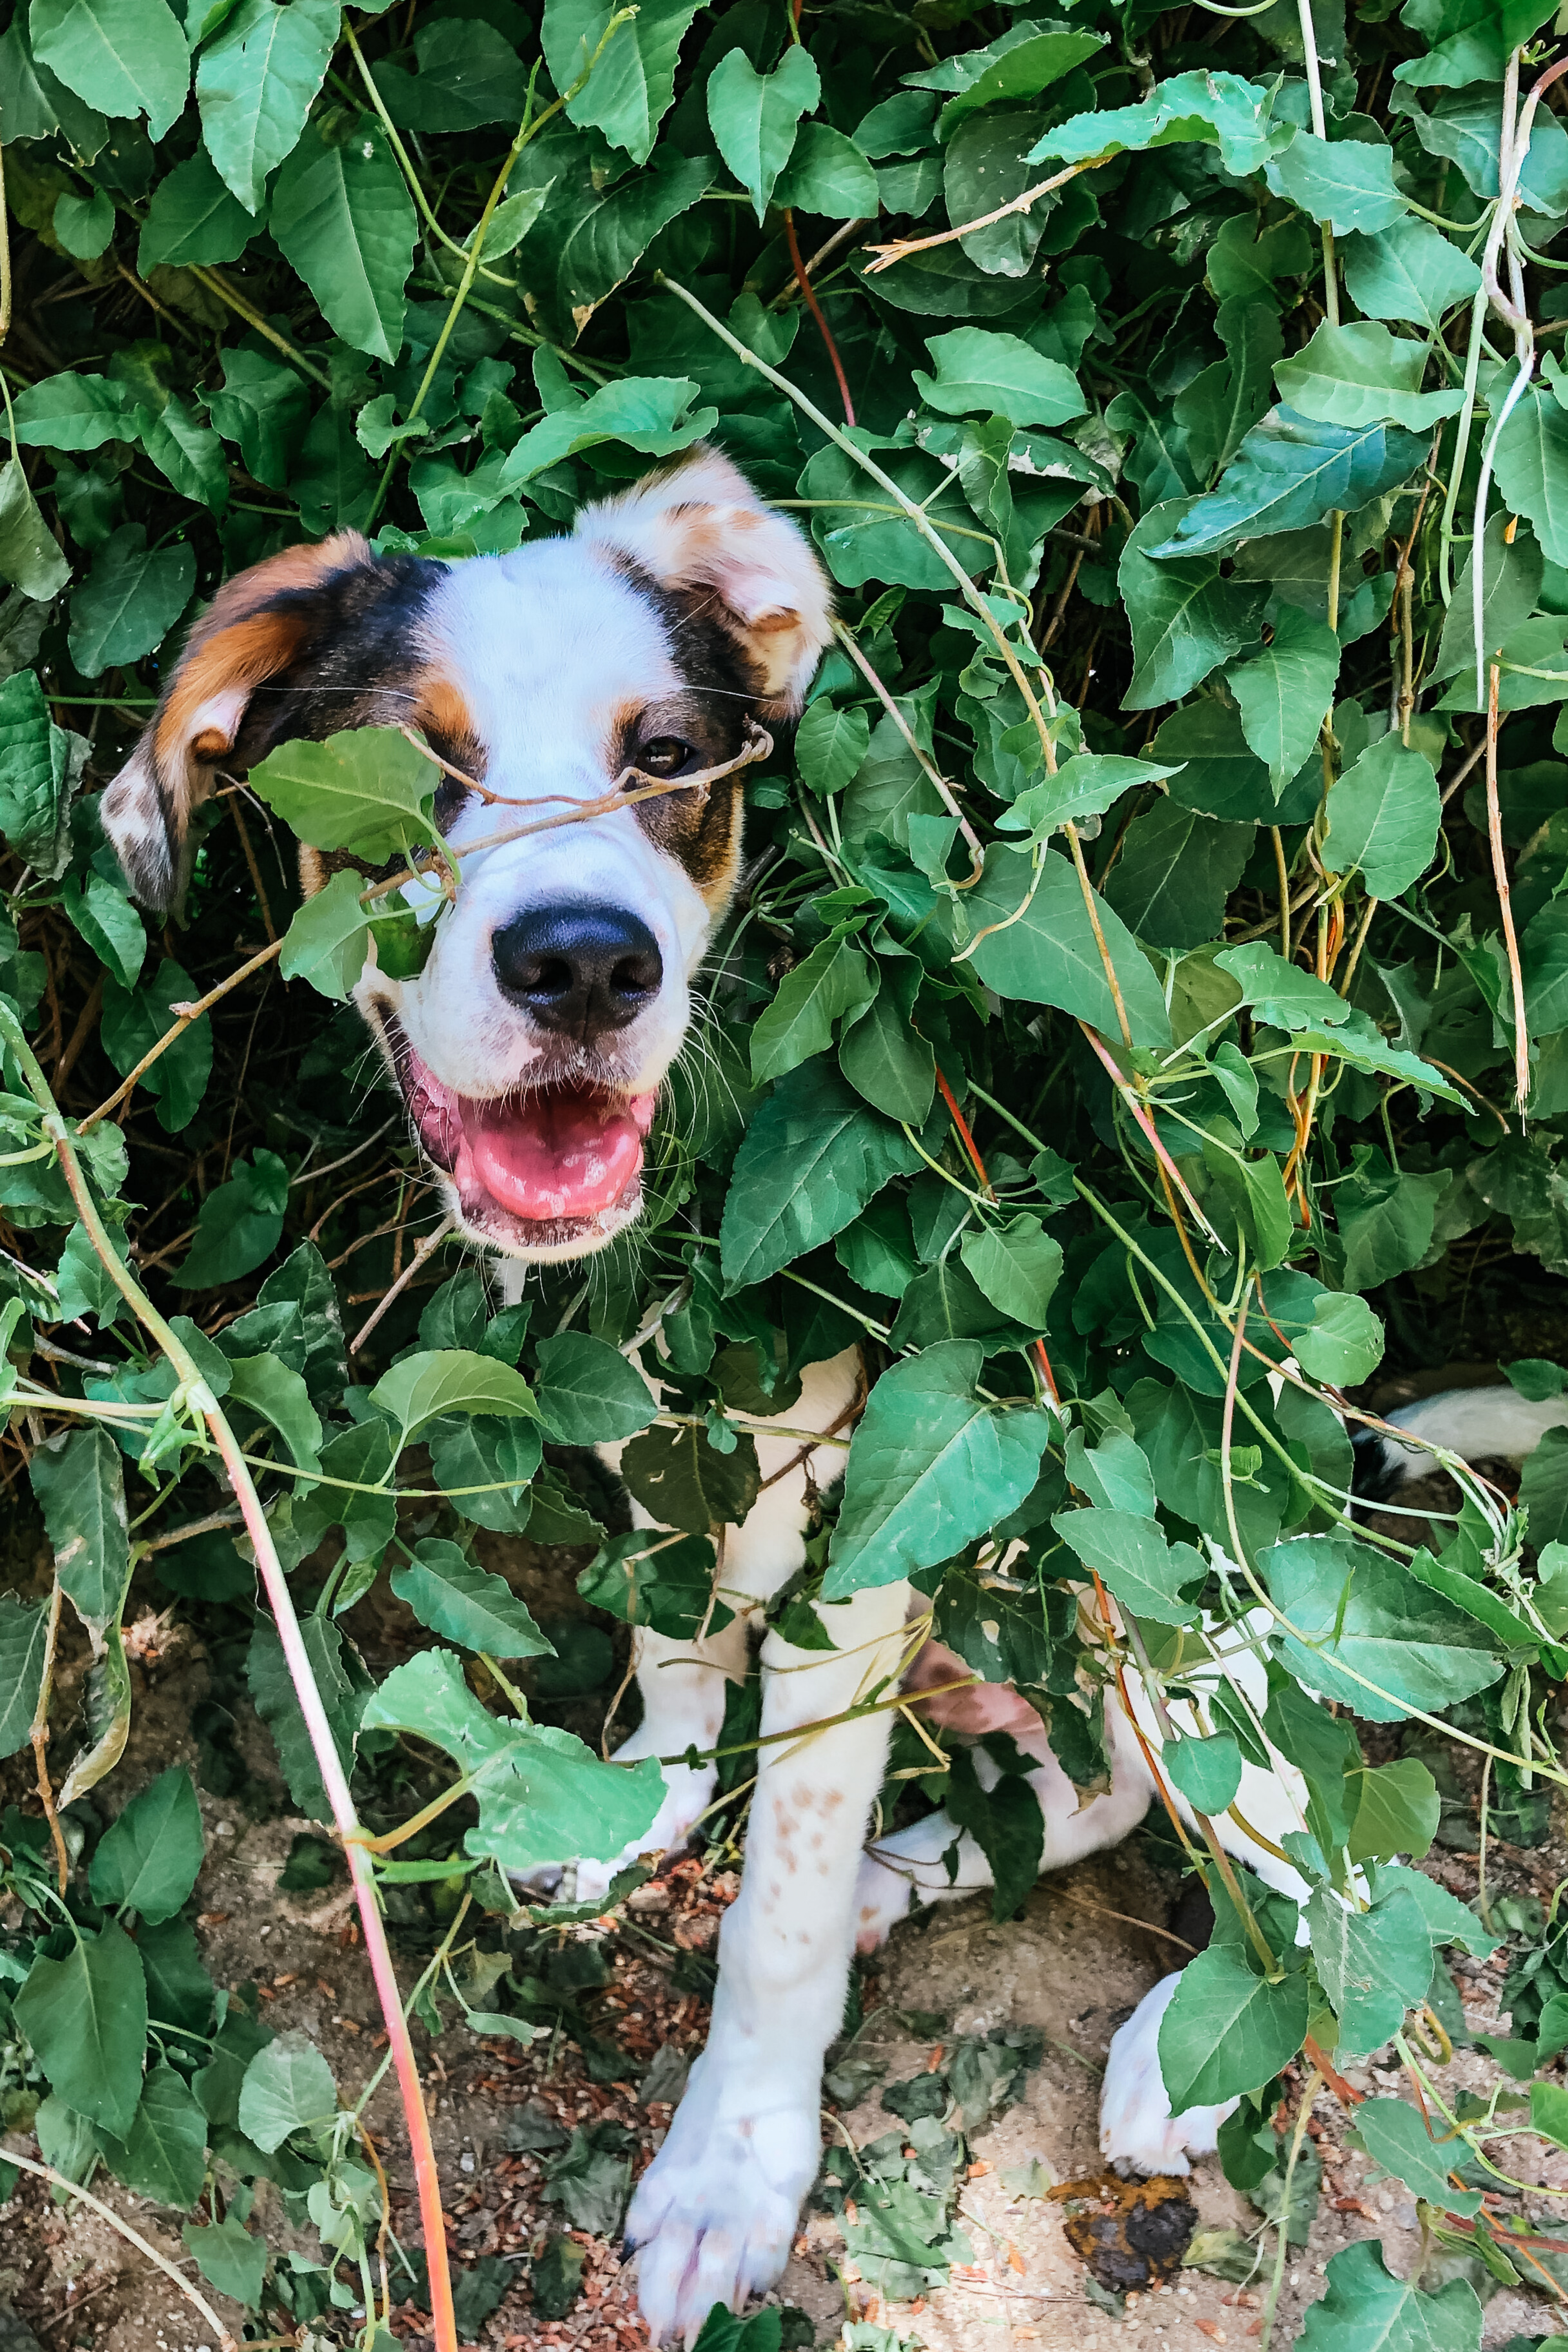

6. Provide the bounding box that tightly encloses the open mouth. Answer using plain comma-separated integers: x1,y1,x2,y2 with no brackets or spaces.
385,1017,656,1252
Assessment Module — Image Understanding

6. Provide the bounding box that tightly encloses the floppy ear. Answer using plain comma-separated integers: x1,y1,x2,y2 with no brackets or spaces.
575,446,833,717
100,532,408,911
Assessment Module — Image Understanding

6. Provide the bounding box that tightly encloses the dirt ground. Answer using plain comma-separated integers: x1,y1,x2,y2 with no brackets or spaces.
6,1435,1568,2352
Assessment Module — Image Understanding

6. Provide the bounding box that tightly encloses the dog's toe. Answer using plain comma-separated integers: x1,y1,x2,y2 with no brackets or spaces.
1099,1971,1235,2177
625,2055,817,2343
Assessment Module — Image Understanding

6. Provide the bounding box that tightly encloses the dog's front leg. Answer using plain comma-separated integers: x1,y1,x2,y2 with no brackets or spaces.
627,1574,913,2345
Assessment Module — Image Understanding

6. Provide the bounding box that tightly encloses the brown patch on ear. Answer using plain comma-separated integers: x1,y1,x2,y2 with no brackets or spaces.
577,446,834,719
102,532,446,913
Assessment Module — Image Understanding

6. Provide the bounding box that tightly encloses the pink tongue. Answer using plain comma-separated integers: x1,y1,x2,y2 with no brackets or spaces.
464,1089,650,1221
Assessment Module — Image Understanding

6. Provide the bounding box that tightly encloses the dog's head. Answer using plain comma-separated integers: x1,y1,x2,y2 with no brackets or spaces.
101,448,833,1260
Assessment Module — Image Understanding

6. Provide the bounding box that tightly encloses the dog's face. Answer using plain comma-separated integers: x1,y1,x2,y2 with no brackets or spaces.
101,450,833,1260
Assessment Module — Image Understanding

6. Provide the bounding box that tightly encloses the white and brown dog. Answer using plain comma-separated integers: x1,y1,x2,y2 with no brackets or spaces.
101,452,1558,2344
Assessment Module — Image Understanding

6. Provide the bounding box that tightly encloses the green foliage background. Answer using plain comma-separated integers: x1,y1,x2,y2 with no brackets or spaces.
7,0,1568,2339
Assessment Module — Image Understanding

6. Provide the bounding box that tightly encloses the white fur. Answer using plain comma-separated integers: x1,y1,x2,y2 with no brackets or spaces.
1376,1384,1568,1479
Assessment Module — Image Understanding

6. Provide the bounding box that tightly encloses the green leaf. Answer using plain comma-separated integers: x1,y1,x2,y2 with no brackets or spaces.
11,370,146,451
914,329,1086,430
138,149,258,271
1157,1943,1310,2110
498,374,714,486
101,958,212,1132
1267,130,1408,235
390,1538,552,1659
532,1331,654,1445
1301,2241,1480,2352
30,1424,130,1633
0,459,70,600
360,1645,664,1869
238,2030,338,2151
1321,733,1441,899
1214,938,1356,1029
1052,1505,1203,1626
706,44,819,223
1336,1154,1453,1288
0,1593,47,1758
542,0,701,164
1263,1535,1504,1722
68,524,193,679
226,1351,322,1473
750,936,877,1085
246,1613,363,1822
774,122,879,219
207,346,310,491
1102,802,1252,952
100,2062,207,2208
183,2215,267,2310
1000,753,1181,843
839,962,935,1126
54,185,115,261
0,671,86,875
959,1214,1062,1331
1352,2097,1480,2216
795,699,871,797
1431,510,1543,684
89,1766,205,1922
620,1419,760,1536
826,1340,1053,1598
271,118,415,363
1347,1759,1440,1863
246,725,434,860
1147,413,1427,561
279,866,376,999
14,1922,148,2138
1340,217,1482,332
371,1348,537,1449
174,1149,288,1289
910,20,1102,139
143,394,229,512
1227,605,1341,794
1163,1733,1243,1816
963,845,1173,1047
799,440,985,592
1493,386,1568,567
1118,496,1268,708
372,16,530,132
1026,68,1292,179
29,0,188,138
62,867,145,990
522,147,709,341
1294,1291,1385,1386
720,1063,922,1291
579,1527,731,1642
196,0,340,214
1309,1878,1433,2055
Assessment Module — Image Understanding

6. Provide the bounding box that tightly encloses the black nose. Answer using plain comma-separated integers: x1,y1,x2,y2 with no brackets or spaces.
490,903,664,1036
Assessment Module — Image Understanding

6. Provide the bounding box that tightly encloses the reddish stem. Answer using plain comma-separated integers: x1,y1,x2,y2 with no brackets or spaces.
786,208,855,427
934,1065,1059,1406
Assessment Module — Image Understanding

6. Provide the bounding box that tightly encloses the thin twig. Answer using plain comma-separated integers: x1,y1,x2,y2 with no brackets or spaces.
76,938,284,1134
29,1579,67,1894
1486,658,1532,1109
1,2152,238,2351
349,1216,457,1354
863,158,1100,274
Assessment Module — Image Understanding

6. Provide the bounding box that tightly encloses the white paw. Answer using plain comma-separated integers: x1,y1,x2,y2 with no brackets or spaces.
853,1849,918,1952
626,2049,820,2344
1099,1973,1236,2178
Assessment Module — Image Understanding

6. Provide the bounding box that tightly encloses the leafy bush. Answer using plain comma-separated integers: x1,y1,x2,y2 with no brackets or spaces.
5,0,1568,2345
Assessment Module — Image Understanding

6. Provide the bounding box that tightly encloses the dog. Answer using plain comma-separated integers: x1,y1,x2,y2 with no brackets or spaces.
100,455,1558,2343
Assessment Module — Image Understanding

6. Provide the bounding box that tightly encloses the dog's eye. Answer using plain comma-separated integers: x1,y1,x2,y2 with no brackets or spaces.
637,736,692,778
